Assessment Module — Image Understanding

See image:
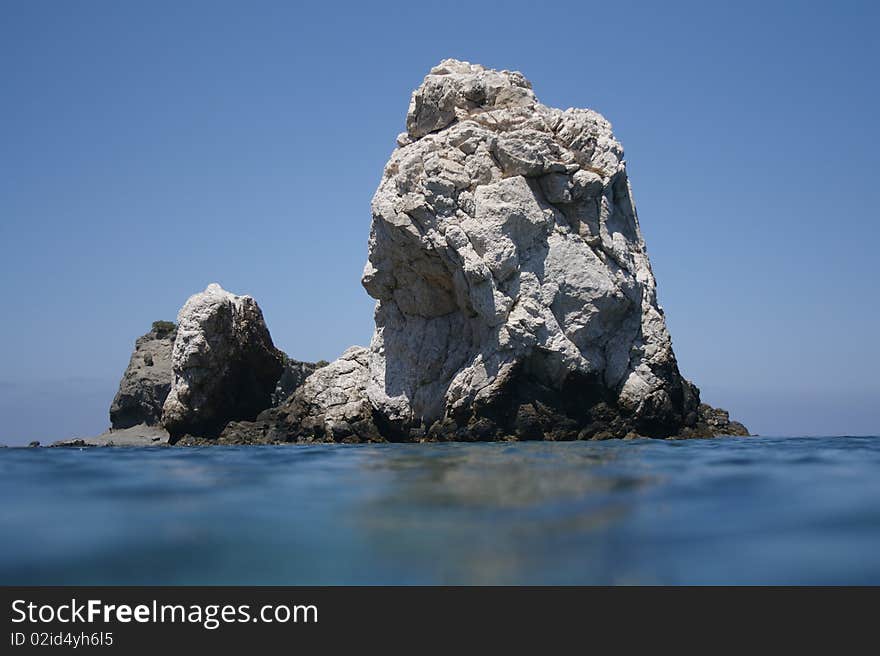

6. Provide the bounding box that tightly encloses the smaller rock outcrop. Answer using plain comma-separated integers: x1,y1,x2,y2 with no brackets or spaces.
272,346,381,442
161,283,284,440
109,320,177,428
210,346,383,445
52,424,170,448
676,404,749,439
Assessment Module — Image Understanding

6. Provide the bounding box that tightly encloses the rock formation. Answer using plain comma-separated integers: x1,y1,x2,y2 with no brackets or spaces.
263,346,382,442
109,320,177,428
55,292,325,447
68,60,748,447
161,283,284,439
107,316,317,435
217,59,747,444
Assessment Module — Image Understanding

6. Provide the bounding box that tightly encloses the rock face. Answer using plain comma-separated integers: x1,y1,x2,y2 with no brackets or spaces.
109,321,177,428
346,59,745,441
271,356,321,406
161,283,284,439
182,347,381,446
684,404,749,439
270,346,382,442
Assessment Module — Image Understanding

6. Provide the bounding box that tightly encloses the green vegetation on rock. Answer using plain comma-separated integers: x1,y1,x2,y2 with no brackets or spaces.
151,320,176,335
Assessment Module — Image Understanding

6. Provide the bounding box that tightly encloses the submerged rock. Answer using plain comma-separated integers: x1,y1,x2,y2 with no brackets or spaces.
161,283,284,440
109,320,176,428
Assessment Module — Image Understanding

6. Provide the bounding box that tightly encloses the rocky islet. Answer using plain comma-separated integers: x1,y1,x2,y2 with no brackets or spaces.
55,60,747,447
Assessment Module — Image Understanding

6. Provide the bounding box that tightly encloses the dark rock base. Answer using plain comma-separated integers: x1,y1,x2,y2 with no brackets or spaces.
179,364,749,446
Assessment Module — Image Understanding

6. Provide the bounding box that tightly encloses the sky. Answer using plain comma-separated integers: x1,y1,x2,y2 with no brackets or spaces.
1,0,877,444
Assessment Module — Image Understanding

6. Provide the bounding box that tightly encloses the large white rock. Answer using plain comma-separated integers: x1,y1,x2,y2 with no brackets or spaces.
357,59,739,439
272,346,381,442
161,283,283,439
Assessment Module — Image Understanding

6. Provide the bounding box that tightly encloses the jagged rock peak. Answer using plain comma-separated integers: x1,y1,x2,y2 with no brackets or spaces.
161,283,284,440
404,59,537,140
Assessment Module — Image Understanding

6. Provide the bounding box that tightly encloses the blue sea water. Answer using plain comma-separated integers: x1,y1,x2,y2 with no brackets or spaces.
1,436,879,585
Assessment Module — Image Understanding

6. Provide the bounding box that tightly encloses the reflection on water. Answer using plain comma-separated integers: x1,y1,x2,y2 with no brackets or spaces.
2,437,880,584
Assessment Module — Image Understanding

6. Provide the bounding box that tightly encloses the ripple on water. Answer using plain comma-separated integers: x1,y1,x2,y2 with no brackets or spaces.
1,436,879,584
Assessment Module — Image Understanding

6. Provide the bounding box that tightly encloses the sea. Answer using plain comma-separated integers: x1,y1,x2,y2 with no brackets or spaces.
2,436,879,585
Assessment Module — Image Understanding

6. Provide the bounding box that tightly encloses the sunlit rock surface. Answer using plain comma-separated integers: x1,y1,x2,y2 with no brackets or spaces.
353,59,746,440
161,283,284,439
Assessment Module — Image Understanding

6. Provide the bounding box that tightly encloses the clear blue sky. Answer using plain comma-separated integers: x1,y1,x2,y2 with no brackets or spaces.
1,0,877,444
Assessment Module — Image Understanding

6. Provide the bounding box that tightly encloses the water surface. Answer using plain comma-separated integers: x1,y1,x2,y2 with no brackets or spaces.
2,436,879,584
